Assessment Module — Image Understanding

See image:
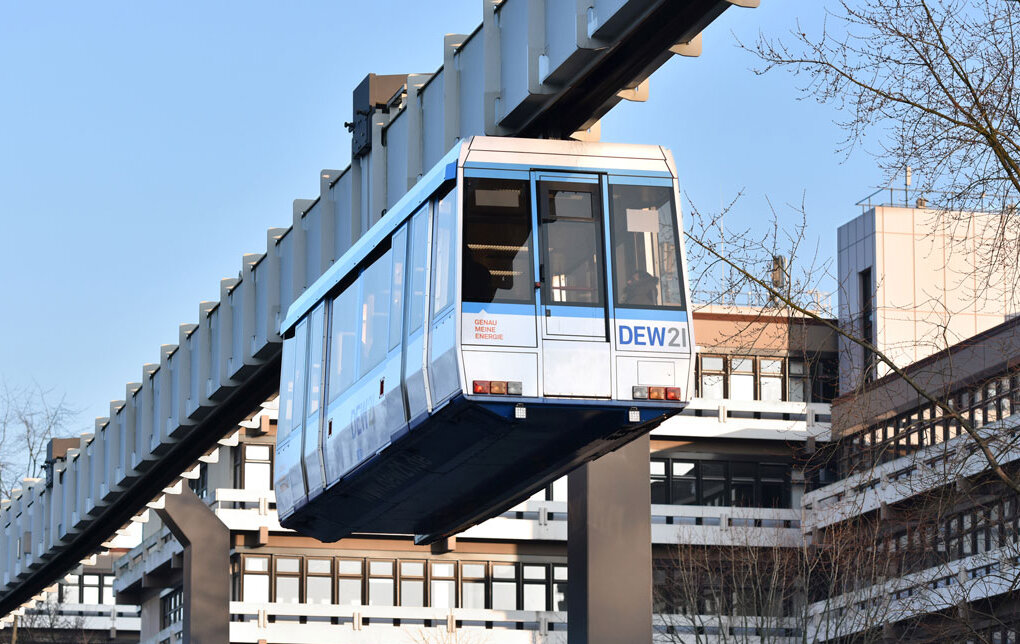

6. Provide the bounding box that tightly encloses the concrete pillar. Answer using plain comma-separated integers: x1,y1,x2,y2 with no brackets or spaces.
568,434,652,643
155,486,229,644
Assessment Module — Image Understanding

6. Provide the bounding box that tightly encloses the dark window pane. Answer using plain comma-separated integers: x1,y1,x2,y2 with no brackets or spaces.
610,184,685,309
702,463,726,479
703,480,727,506
670,479,697,505
651,479,667,504
731,481,755,507
463,178,534,304
761,482,788,508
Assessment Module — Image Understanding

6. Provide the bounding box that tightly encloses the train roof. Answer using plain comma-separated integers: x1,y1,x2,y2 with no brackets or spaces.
280,136,677,336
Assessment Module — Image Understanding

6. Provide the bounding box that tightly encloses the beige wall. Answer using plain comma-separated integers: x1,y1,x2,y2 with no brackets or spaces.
838,206,1020,393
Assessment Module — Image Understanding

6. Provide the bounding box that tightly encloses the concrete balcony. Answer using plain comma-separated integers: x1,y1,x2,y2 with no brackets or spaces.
228,602,568,644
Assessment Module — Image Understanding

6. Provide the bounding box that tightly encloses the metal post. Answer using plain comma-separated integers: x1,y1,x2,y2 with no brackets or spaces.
568,434,652,643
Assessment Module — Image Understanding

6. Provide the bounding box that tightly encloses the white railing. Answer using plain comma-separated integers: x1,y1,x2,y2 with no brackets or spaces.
229,602,567,644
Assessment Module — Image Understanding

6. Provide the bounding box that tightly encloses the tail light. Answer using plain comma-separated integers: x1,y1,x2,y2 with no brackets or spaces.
473,380,523,396
633,385,683,402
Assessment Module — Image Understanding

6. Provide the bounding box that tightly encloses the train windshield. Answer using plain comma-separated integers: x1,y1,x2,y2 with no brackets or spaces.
609,184,686,310
461,177,534,304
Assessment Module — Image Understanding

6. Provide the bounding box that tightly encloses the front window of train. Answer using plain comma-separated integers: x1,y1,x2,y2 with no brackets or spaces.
461,177,534,304
609,184,686,310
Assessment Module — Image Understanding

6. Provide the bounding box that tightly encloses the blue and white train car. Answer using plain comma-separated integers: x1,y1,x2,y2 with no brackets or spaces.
274,137,695,543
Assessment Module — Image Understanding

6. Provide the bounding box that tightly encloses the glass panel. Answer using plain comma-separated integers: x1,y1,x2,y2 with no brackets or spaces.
328,285,359,400
492,582,517,609
701,374,724,399
338,579,362,606
306,577,331,604
730,373,754,400
369,579,394,606
760,359,783,373
432,188,458,315
432,563,455,578
702,356,724,371
493,564,516,579
63,583,80,604
523,565,547,580
463,178,534,304
244,557,269,572
339,559,362,575
462,581,485,608
523,585,546,610
408,207,429,332
82,586,99,604
553,580,567,611
244,462,271,491
671,478,698,505
359,251,392,377
400,580,424,607
462,563,486,578
650,459,666,476
277,557,300,573
308,559,331,574
760,376,782,402
278,323,307,441
789,377,807,402
276,577,300,603
401,561,425,577
369,561,393,576
431,579,456,608
672,461,695,477
542,184,603,305
247,445,271,460
243,575,269,602
389,227,407,350
305,304,324,418
610,184,685,308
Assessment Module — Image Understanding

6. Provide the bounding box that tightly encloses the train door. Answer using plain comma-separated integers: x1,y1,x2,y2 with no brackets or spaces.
534,173,612,398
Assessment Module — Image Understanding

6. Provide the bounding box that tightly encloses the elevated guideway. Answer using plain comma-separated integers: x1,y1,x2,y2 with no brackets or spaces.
0,0,757,618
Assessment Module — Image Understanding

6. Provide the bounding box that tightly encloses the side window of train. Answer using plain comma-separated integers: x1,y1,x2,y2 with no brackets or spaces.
359,249,393,378
609,184,686,309
283,320,309,439
277,333,300,442
462,178,533,304
408,206,429,333
328,284,359,402
389,227,408,350
305,304,325,421
431,186,458,317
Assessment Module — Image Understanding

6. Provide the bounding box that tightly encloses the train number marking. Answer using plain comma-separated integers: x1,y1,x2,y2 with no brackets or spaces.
618,324,684,347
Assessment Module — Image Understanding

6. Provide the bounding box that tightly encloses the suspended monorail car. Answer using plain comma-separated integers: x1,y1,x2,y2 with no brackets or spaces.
274,137,695,543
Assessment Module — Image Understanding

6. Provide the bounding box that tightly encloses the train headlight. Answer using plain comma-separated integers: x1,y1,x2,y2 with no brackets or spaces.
507,381,523,395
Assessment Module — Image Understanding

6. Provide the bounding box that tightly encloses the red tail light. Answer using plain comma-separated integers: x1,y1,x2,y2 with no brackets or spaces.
473,380,490,394
666,387,682,401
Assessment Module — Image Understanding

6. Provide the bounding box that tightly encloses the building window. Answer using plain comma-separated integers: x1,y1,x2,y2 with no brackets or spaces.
461,562,487,609
189,462,209,499
759,358,784,401
306,558,332,605
552,565,568,611
368,560,395,606
699,356,725,399
649,457,792,508
275,556,301,603
522,564,548,610
491,563,518,610
729,357,755,400
160,587,183,630
399,561,425,607
241,555,270,602
236,443,273,491
338,559,363,606
430,562,456,609
59,572,116,605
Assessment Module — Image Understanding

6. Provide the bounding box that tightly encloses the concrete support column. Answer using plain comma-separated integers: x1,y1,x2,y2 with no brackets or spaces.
155,486,230,644
568,434,652,644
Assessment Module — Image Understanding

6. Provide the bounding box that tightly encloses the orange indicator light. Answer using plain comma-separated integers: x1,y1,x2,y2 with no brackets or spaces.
489,381,508,395
648,387,666,400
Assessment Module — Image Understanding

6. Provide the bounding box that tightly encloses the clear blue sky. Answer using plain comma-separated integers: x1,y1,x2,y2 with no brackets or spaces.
0,2,875,429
